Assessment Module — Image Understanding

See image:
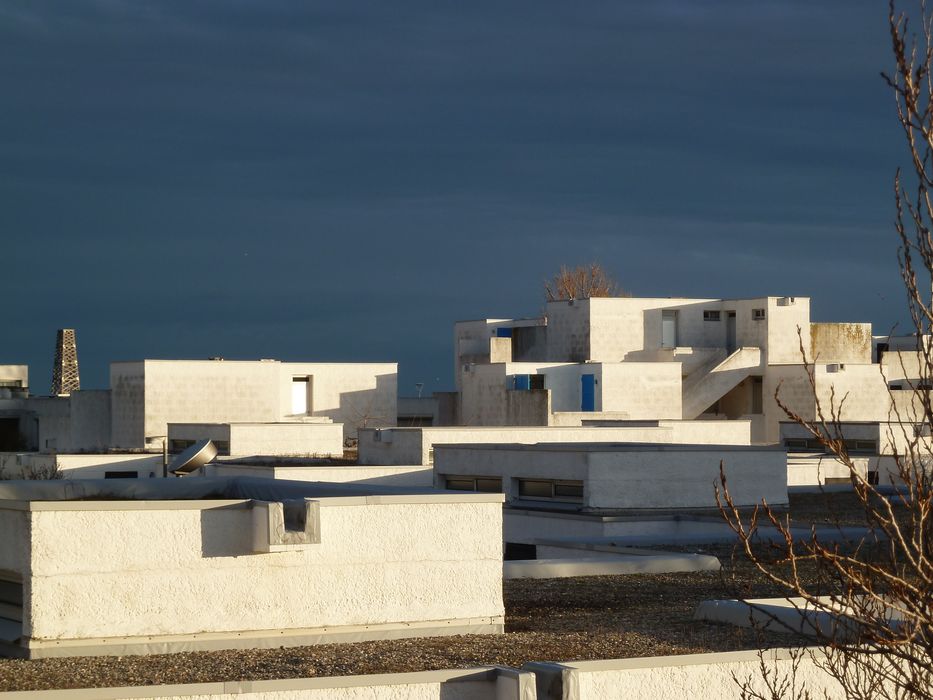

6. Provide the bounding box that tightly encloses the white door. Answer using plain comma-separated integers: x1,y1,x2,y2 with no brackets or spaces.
291,377,309,414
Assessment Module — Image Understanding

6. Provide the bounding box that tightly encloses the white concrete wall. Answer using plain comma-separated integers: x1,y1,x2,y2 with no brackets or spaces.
503,509,747,544
765,297,811,364
786,453,871,486
453,318,518,389
459,363,566,425
528,649,848,700
110,361,148,449
598,363,682,418
0,453,163,480
66,391,112,452
16,495,503,647
0,365,28,385
810,323,872,364
587,447,784,509
207,463,434,488
0,668,532,700
435,444,786,510
360,423,750,466
169,423,345,458
111,361,396,449
278,363,397,440
659,420,751,445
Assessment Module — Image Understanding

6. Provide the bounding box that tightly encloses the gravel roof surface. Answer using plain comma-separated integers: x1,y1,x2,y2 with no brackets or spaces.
0,491,869,692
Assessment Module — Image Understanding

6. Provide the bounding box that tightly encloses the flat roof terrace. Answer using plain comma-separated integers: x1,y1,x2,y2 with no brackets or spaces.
0,487,876,692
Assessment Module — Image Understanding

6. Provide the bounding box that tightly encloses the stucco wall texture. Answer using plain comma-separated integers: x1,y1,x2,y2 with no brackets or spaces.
528,650,851,699
110,361,396,448
0,668,532,700
358,423,751,467
10,497,503,647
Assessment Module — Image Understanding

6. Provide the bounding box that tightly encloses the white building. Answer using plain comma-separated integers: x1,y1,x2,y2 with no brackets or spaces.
454,297,919,449
111,359,397,449
0,477,503,658
433,442,786,512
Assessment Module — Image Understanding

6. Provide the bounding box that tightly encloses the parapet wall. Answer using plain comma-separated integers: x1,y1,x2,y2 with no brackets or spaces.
0,478,504,657
525,649,848,699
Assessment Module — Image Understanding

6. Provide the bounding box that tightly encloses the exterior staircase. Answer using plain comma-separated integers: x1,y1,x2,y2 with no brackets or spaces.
682,347,763,419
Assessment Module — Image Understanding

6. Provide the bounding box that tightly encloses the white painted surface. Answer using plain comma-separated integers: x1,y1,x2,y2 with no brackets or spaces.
358,422,750,467
168,422,344,458
207,463,434,488
0,667,533,700
111,360,396,448
434,443,786,510
4,492,503,652
0,453,163,480
528,649,848,700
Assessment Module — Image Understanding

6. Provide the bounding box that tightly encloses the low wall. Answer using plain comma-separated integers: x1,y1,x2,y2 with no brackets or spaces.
0,667,533,700
436,443,786,511
208,463,434,488
501,511,845,547
0,453,164,480
524,649,847,699
786,453,871,486
0,650,883,699
358,422,751,467
168,422,345,458
2,482,504,657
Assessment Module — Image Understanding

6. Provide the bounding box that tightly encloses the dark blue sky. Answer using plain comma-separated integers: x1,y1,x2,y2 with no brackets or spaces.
0,1,909,395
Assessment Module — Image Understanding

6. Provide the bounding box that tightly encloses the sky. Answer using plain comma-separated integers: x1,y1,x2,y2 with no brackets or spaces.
0,1,913,395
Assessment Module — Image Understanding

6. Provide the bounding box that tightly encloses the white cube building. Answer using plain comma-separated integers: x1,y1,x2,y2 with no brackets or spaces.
111,359,397,449
454,297,923,451
0,477,503,658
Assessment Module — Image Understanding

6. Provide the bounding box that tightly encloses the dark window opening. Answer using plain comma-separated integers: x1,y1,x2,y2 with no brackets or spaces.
444,476,502,493
517,478,584,503
169,439,195,454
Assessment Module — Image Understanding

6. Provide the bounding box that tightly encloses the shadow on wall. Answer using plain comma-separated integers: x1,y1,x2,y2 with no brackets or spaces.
323,373,397,443
200,505,256,558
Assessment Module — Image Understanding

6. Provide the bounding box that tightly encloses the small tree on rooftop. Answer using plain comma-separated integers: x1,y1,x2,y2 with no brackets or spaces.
544,262,629,301
717,3,933,697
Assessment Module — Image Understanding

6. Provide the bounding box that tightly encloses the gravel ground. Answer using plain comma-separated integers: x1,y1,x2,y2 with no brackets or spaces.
0,491,871,692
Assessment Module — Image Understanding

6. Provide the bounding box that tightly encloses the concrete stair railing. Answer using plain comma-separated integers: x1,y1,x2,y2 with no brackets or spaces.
681,347,763,419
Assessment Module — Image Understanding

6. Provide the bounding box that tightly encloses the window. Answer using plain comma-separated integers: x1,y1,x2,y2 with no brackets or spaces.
104,470,138,479
703,310,721,322
444,476,502,493
517,478,583,503
169,439,195,454
529,374,546,391
784,438,809,450
844,439,877,454
752,308,766,321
